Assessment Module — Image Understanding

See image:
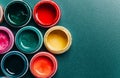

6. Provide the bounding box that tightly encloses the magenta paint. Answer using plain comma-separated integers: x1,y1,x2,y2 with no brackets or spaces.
0,26,14,54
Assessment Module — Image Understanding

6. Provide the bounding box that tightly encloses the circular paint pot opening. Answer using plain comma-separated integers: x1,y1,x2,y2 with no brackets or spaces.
15,26,43,54
33,0,61,28
30,52,57,78
0,5,4,23
0,26,14,54
1,51,28,78
4,0,32,28
44,26,72,54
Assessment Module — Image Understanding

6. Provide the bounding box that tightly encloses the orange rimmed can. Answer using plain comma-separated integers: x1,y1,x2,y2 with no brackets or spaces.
30,52,58,78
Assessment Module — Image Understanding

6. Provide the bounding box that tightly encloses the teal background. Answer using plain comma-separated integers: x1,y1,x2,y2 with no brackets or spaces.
1,0,120,78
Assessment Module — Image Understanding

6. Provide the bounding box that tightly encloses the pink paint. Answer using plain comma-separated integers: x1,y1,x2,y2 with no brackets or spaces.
0,26,14,54
0,30,9,51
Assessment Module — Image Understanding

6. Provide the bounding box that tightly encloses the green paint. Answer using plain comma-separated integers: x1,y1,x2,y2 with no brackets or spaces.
15,26,43,54
18,30,39,53
5,1,31,27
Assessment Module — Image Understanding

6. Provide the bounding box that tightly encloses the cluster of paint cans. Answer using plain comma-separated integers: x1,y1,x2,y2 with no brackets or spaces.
0,0,72,78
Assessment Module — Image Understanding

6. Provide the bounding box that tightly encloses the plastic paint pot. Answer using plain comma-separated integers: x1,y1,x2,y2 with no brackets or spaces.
0,5,4,23
4,0,32,28
0,26,14,54
44,26,72,54
33,0,61,28
1,51,29,78
30,52,57,78
15,26,43,54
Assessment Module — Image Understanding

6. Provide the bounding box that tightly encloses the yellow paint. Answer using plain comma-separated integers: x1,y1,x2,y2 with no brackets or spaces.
47,30,68,51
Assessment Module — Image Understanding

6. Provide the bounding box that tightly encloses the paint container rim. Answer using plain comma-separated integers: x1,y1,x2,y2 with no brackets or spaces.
0,5,4,23
30,52,58,78
1,51,29,78
15,26,43,54
33,0,61,28
4,0,32,28
44,26,72,54
0,26,14,54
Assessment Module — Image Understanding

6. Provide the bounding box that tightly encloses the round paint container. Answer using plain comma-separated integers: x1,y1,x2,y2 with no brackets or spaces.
1,51,29,78
4,0,32,28
0,5,4,23
0,26,14,54
44,26,72,54
33,0,61,28
15,26,43,54
30,52,57,78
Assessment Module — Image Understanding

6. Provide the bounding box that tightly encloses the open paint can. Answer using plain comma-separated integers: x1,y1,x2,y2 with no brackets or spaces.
33,0,61,28
30,52,58,78
15,26,43,54
4,0,32,28
44,26,72,54
1,51,29,78
0,26,14,54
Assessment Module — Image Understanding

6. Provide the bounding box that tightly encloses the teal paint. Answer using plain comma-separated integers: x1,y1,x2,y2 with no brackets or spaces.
15,26,43,54
19,30,39,52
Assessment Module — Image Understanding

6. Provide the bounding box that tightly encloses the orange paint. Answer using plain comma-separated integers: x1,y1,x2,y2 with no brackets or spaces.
32,56,53,77
30,52,57,78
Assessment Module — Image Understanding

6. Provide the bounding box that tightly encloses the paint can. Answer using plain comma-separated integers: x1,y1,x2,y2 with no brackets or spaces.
44,26,72,54
15,26,43,54
33,0,61,28
30,52,58,78
4,0,32,28
0,26,14,54
1,51,29,77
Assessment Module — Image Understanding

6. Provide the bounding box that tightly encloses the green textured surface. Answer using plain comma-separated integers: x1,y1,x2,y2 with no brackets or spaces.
1,0,120,78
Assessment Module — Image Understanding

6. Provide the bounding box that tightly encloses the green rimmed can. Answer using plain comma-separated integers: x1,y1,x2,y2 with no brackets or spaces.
1,51,29,78
15,26,43,54
4,0,32,28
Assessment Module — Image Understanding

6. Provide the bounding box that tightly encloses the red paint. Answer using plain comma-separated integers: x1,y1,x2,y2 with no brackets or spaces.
37,3,57,26
0,30,9,53
30,52,57,78
33,1,61,28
